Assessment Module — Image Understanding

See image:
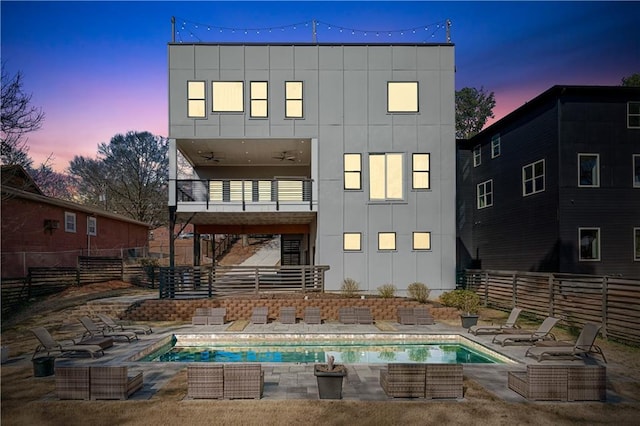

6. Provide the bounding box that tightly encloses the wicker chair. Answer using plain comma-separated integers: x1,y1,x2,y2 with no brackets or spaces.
508,364,605,401
380,363,426,398
279,307,296,324
223,364,264,399
414,307,434,325
338,307,357,324
250,307,269,324
90,366,143,400
187,364,224,399
192,308,211,325
304,307,321,324
209,308,227,325
397,307,416,325
354,307,373,324
55,365,91,400
425,364,463,399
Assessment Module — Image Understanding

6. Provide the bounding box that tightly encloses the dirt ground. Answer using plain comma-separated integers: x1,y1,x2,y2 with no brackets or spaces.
2,281,640,425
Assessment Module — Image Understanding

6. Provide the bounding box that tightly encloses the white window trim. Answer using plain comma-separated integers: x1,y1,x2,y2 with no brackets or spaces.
87,216,97,236
633,154,640,188
477,179,493,209
578,227,601,262
473,145,481,167
578,153,600,188
522,159,545,196
491,135,501,158
64,212,77,233
628,101,640,129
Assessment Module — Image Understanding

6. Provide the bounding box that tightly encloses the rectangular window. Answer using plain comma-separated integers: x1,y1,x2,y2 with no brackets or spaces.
369,153,404,201
491,134,501,158
413,232,431,250
250,81,268,118
412,153,430,190
523,159,545,196
578,153,600,187
378,232,396,251
344,154,362,190
87,217,97,236
343,233,362,251
635,228,640,261
64,212,76,233
473,145,481,167
187,81,206,118
579,228,601,261
634,154,640,188
477,179,493,209
285,81,303,118
628,102,640,128
212,81,244,112
387,82,418,113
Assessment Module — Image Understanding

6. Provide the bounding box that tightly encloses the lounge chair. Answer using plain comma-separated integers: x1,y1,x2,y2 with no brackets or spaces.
96,313,152,335
79,316,138,342
31,327,104,359
250,307,268,324
304,307,321,324
492,317,559,346
279,307,296,324
208,308,227,325
468,307,522,335
525,322,607,362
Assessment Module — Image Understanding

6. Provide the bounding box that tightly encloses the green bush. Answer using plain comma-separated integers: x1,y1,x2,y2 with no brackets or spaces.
407,282,430,303
340,278,360,298
377,284,397,298
439,289,480,314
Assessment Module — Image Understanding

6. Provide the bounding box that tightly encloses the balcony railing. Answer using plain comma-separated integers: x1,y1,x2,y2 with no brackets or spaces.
176,178,314,211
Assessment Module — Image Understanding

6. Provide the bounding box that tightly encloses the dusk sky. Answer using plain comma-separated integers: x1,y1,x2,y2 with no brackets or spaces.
2,1,638,172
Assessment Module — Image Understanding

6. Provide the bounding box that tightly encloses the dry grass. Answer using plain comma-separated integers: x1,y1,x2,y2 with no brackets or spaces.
2,282,640,425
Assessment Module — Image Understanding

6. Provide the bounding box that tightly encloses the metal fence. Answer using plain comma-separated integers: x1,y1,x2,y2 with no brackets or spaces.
461,269,640,345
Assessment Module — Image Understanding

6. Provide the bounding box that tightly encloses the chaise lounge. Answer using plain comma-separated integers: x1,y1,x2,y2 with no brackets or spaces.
96,313,153,335
79,316,138,343
492,317,559,346
31,327,105,359
468,307,522,335
525,322,607,362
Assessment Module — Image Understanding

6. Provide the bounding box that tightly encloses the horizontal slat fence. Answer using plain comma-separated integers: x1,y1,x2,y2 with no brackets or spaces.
462,270,640,345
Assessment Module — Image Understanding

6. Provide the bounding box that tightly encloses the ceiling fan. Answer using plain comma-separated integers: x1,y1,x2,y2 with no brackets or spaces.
272,151,297,162
199,152,225,162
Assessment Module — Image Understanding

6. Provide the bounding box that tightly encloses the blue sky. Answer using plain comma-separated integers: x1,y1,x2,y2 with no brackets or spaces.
2,1,638,171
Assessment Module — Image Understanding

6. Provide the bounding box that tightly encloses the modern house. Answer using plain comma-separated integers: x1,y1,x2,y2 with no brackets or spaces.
1,165,151,278
167,43,456,294
457,85,640,277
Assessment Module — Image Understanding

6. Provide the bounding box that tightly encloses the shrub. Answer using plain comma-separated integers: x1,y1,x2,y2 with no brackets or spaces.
340,278,360,298
377,284,397,298
439,289,480,314
407,282,430,303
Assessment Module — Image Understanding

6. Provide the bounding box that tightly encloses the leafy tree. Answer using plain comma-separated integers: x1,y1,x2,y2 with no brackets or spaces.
69,131,169,226
455,87,496,139
621,73,640,87
1,64,44,168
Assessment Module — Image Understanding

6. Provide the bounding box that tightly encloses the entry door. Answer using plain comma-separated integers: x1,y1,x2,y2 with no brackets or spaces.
281,234,302,265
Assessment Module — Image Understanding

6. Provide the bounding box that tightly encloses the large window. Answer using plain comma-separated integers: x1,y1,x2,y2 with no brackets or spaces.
65,212,76,233
578,153,600,187
473,145,481,167
378,232,396,251
412,153,430,190
628,102,640,128
212,81,244,112
343,233,362,251
579,228,600,261
413,232,431,250
187,81,206,118
523,159,545,196
477,180,493,209
250,81,268,118
285,81,303,118
491,134,501,158
344,154,362,190
635,228,640,261
387,82,418,113
369,153,404,201
87,217,97,236
634,155,640,188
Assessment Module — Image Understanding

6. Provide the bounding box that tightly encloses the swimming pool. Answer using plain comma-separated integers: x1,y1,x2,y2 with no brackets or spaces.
133,333,514,364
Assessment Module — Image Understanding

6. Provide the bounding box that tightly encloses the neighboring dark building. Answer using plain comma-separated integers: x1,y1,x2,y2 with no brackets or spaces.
457,85,640,277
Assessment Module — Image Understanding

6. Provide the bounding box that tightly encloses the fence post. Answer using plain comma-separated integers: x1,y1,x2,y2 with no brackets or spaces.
208,268,213,298
548,274,554,318
601,276,608,339
120,258,124,281
512,272,517,308
301,266,306,293
254,267,260,294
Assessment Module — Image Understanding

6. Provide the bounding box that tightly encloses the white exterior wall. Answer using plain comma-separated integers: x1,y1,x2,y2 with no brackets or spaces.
168,44,456,295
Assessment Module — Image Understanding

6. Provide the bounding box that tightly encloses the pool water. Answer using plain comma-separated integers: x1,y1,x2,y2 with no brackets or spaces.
140,340,501,364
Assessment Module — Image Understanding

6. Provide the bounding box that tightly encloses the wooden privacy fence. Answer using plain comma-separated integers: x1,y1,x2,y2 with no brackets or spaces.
461,269,640,345
159,265,330,299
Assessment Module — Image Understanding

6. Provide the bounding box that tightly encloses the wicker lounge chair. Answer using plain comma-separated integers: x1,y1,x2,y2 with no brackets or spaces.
223,364,264,399
279,307,296,324
339,307,357,324
397,307,416,325
55,365,91,399
492,317,559,346
250,307,269,324
79,316,138,342
468,307,522,335
414,307,434,325
187,364,224,399
31,327,104,359
508,364,606,401
90,366,144,400
354,307,373,324
380,363,426,397
304,307,321,324
96,313,152,335
525,322,607,362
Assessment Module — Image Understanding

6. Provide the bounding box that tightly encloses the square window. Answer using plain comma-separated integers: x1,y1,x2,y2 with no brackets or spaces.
344,154,362,190
523,159,545,196
87,217,97,236
413,232,431,250
65,212,76,233
343,233,362,251
473,145,481,167
477,180,493,209
369,153,404,201
187,81,206,118
491,135,501,158
212,81,244,112
579,228,600,261
378,232,396,251
250,81,268,118
634,155,640,188
387,82,418,113
578,153,600,187
412,153,430,190
285,81,303,118
628,102,640,128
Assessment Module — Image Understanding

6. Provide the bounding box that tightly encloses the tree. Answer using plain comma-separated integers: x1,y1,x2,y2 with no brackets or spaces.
455,87,496,139
69,131,169,226
621,73,640,87
1,64,45,168
31,159,77,199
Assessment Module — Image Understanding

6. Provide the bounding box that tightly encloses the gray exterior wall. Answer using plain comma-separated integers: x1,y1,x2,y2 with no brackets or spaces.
168,44,457,294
